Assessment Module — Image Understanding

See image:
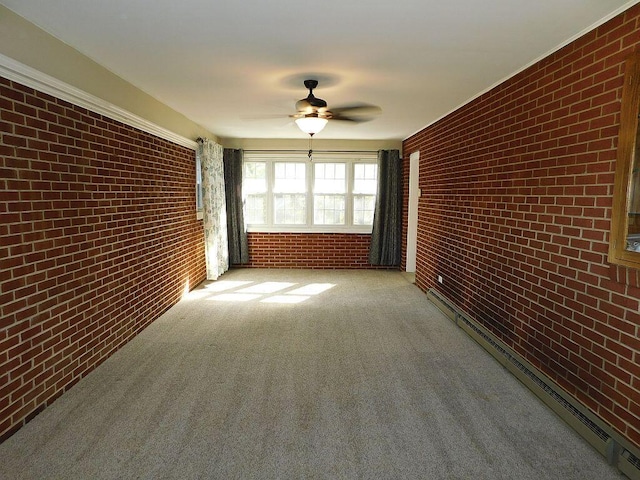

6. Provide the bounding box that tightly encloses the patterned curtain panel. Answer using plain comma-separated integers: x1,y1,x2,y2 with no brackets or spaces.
199,139,229,280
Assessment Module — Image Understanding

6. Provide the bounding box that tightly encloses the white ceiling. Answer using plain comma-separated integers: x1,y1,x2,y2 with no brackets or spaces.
1,0,636,141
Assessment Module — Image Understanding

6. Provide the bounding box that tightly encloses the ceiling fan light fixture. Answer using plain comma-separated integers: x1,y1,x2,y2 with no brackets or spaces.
295,116,328,135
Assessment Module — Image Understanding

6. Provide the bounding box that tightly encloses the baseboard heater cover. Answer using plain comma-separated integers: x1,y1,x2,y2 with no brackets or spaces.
426,288,640,480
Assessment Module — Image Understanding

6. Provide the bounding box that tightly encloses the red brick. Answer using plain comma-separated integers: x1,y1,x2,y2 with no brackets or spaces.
246,233,379,269
0,77,206,443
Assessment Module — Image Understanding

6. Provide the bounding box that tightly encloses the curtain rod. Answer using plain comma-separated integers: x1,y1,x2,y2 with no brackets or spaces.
241,149,379,154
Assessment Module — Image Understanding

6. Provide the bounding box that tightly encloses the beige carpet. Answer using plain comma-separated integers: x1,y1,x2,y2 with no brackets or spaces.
0,269,624,479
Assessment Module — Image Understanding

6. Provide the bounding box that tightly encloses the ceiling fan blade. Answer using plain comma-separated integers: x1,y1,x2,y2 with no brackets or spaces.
329,103,382,117
326,103,382,123
257,80,382,127
329,114,375,123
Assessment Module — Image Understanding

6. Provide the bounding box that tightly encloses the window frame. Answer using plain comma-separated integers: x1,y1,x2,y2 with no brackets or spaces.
313,162,347,226
609,51,640,268
195,148,203,220
243,152,378,233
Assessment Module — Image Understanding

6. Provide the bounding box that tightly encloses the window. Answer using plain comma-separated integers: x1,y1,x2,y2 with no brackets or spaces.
274,162,306,224
195,149,203,220
353,163,378,225
314,163,346,225
609,51,640,268
243,161,267,224
242,152,378,232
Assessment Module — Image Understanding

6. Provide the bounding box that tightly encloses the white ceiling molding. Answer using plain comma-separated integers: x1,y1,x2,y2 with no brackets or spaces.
0,53,198,150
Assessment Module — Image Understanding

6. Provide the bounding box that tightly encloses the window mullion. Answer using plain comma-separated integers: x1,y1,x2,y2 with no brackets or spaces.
267,160,274,226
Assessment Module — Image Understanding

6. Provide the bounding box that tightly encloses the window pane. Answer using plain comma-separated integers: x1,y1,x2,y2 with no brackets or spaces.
354,163,378,194
314,163,346,194
275,193,306,224
244,162,266,193
274,162,306,193
245,161,266,179
245,194,266,224
314,194,345,225
353,194,376,225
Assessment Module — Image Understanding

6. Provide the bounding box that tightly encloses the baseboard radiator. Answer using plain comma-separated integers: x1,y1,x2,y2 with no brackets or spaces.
427,288,640,480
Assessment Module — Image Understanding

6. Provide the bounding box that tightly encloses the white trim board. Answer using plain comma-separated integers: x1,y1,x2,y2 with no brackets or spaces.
0,53,198,150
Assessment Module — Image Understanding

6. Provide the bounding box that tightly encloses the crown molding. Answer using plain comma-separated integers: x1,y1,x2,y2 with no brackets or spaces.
0,53,198,150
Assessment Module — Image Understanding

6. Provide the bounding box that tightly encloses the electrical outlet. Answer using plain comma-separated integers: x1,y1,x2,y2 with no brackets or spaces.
437,275,443,284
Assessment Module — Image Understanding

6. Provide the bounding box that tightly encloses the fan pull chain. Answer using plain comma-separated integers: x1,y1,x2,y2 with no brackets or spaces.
308,133,314,161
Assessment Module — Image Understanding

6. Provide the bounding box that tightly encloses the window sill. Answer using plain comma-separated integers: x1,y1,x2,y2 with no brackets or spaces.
247,226,372,234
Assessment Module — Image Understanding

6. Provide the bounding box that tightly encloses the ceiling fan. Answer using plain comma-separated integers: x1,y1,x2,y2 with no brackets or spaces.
291,79,382,137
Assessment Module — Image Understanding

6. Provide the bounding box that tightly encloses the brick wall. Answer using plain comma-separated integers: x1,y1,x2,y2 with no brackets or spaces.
403,5,640,450
243,232,391,269
0,77,206,442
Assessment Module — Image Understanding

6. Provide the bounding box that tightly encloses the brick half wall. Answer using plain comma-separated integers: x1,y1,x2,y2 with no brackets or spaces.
242,232,393,269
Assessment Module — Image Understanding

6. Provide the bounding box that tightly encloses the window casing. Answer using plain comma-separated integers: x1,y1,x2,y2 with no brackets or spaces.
610,51,640,268
243,152,378,233
195,149,203,220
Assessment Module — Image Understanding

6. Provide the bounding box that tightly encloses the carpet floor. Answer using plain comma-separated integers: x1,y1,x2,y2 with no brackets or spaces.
0,269,625,479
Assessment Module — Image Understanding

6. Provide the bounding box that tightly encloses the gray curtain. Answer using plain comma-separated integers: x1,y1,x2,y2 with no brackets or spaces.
369,149,402,266
223,148,249,265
